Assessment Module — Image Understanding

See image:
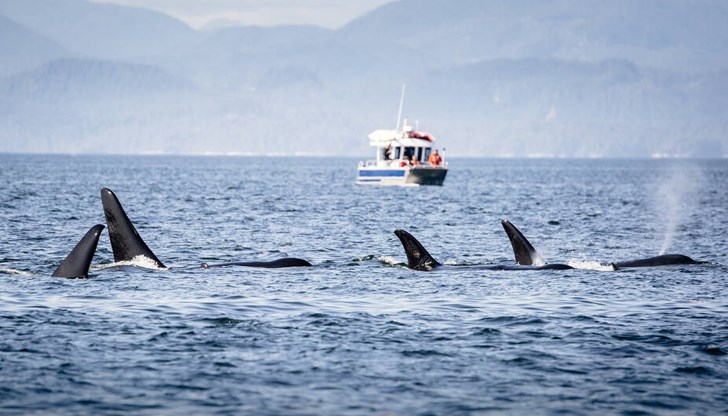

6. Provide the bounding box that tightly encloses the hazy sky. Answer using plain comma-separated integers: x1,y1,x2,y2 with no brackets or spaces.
90,0,395,29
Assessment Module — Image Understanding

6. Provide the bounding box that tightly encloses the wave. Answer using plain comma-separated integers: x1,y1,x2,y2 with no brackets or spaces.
0,267,34,276
92,255,168,271
567,260,615,271
377,256,404,267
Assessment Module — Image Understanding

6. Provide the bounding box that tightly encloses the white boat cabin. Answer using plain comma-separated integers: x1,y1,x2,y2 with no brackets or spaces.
357,120,447,186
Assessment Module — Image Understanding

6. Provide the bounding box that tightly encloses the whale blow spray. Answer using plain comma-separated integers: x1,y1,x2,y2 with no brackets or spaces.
655,165,702,255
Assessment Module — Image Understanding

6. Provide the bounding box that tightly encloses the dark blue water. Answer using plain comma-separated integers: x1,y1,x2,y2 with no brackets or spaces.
1,155,727,415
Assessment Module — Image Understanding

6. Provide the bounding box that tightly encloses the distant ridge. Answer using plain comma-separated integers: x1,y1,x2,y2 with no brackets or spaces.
1,58,196,98
0,14,68,77
340,0,728,71
0,0,195,59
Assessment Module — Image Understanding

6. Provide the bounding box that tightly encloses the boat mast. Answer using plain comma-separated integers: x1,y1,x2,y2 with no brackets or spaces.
396,84,406,130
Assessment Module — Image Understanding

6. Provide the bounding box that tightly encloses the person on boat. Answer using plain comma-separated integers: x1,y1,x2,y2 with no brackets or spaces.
383,144,392,160
404,147,414,161
428,149,442,166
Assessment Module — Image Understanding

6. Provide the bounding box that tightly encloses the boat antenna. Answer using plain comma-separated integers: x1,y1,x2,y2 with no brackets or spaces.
396,84,406,130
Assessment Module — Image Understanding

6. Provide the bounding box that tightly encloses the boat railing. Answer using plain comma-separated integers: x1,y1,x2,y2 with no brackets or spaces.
412,161,448,168
359,159,447,168
359,160,398,168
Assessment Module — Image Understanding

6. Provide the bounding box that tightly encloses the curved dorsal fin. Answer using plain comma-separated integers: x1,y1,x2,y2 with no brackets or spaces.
394,229,441,271
101,188,165,268
52,224,105,278
501,219,543,266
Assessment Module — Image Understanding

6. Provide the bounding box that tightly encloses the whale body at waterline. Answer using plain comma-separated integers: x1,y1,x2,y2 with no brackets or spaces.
612,254,699,269
395,219,701,273
393,228,573,271
100,188,312,271
501,219,701,270
201,258,313,269
51,189,312,277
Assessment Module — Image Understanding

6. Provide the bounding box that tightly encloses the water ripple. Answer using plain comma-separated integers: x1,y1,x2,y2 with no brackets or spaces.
0,156,727,414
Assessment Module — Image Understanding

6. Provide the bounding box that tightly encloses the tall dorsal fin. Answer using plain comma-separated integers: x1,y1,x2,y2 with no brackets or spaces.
100,188,165,268
394,229,441,271
52,224,105,278
501,219,544,266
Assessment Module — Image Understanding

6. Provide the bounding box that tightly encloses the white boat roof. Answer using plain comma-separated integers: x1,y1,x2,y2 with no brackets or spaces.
368,128,436,147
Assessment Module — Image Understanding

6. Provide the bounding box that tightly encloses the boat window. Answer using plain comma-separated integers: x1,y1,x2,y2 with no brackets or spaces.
395,147,401,160
416,147,423,162
424,148,431,160
404,147,415,161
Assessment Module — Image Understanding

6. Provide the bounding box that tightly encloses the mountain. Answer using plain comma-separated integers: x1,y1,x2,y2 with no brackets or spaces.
341,0,728,71
407,58,728,158
146,25,334,91
0,0,727,157
0,58,203,153
0,14,69,77
0,0,196,59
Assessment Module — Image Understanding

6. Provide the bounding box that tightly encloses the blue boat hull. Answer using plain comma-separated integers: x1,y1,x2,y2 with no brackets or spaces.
356,166,447,186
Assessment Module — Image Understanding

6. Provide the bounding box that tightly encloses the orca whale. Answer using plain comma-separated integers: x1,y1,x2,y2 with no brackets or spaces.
100,188,311,270
52,224,105,278
501,219,700,270
201,258,313,269
393,228,573,271
101,188,166,268
393,229,442,271
501,219,544,266
612,254,699,269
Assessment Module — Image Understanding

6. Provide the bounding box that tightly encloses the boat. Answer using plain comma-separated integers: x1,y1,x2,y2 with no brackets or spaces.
356,87,448,186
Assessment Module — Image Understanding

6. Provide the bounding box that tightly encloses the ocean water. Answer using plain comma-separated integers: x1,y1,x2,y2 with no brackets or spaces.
1,154,727,415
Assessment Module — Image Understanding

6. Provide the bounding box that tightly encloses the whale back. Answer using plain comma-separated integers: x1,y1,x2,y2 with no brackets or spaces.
101,188,165,268
613,254,698,269
52,224,105,278
201,258,312,269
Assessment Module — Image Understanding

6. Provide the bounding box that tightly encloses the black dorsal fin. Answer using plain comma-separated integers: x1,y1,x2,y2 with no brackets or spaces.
501,219,543,266
394,229,442,271
52,224,105,278
100,188,165,268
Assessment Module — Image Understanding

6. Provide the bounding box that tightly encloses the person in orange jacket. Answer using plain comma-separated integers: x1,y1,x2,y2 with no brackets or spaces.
428,149,442,166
